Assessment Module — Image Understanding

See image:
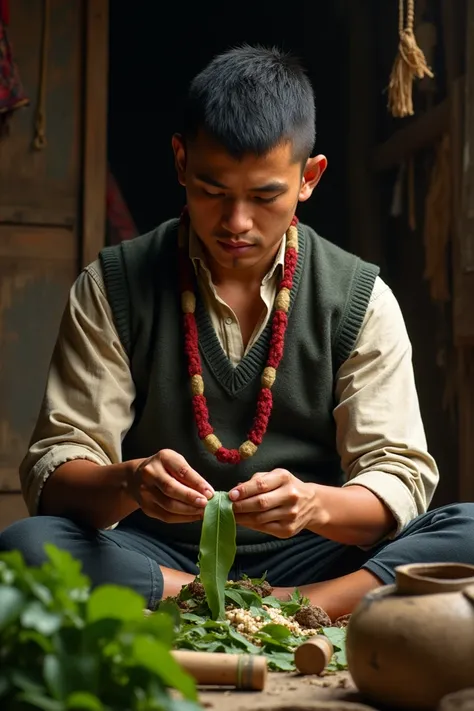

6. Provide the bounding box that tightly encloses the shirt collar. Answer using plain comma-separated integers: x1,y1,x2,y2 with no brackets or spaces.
189,226,286,284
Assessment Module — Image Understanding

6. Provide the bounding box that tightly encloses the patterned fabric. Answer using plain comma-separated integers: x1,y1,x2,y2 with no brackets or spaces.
0,2,29,136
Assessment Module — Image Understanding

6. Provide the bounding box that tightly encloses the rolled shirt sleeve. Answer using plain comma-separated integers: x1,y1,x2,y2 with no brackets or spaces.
20,262,136,515
334,277,439,536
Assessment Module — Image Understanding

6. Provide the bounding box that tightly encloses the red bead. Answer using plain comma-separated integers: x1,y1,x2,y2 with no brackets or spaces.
179,210,297,464
216,447,241,465
192,394,213,439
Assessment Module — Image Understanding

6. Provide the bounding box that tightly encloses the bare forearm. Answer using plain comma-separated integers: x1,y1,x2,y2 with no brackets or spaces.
40,459,142,529
308,484,396,546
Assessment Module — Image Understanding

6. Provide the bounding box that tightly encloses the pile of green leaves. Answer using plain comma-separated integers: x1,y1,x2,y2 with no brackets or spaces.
161,491,347,673
165,583,347,673
0,545,200,711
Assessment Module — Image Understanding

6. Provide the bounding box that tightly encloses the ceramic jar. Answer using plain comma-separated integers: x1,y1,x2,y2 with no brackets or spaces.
346,563,474,710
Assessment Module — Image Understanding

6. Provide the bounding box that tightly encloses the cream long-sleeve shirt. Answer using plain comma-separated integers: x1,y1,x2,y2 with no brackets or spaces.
20,232,439,537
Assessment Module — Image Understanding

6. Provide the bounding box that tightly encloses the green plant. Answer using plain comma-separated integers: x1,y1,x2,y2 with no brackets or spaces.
198,492,236,620
169,579,347,672
0,545,201,711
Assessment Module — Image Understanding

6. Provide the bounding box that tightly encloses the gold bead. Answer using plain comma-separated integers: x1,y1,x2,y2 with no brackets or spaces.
181,290,196,314
204,434,222,454
261,366,276,388
191,374,204,396
287,225,298,251
275,287,291,312
239,440,258,459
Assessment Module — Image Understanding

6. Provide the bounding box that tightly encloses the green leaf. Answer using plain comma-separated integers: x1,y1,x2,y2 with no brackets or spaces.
321,625,346,648
131,635,198,701
264,650,295,671
43,654,99,700
224,588,248,609
21,601,62,635
43,655,65,701
66,692,104,710
158,599,182,628
0,675,10,698
261,595,281,608
225,586,262,608
180,612,207,624
0,585,25,629
16,692,63,711
198,491,236,620
44,545,90,591
259,623,291,640
10,670,45,694
87,585,145,623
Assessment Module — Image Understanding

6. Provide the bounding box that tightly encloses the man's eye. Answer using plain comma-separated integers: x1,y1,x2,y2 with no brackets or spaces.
255,195,279,204
203,189,224,198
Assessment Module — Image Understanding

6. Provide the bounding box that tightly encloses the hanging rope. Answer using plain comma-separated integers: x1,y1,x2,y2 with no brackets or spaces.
388,0,434,117
33,0,49,149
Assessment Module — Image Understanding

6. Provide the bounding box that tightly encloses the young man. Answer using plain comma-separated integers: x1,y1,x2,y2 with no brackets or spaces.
1,46,473,620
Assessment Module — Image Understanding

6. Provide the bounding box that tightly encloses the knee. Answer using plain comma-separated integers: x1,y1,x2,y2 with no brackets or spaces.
0,515,77,567
439,502,474,520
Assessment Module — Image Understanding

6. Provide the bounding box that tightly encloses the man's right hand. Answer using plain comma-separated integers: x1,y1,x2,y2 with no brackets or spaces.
127,449,214,523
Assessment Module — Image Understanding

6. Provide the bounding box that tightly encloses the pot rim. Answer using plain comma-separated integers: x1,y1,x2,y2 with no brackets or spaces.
395,562,474,595
396,562,474,583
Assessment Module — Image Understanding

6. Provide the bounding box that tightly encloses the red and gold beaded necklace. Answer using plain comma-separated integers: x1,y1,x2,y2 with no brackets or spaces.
178,211,299,465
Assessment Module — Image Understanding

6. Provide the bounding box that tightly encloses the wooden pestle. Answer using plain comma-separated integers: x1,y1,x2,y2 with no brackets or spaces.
172,650,268,690
294,635,334,675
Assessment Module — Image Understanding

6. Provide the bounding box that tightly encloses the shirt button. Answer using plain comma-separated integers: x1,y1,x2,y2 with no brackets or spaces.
225,317,233,326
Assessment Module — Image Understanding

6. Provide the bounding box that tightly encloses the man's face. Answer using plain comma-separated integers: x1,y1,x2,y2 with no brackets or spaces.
172,131,326,274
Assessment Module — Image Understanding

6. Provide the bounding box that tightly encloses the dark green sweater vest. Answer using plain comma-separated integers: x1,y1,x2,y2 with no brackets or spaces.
99,219,379,548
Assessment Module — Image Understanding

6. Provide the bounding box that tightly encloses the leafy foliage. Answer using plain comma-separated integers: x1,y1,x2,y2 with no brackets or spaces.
198,492,236,620
0,546,201,711
166,577,347,673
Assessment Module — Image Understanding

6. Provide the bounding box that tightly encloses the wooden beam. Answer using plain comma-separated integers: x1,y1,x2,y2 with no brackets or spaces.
82,0,109,268
372,98,450,172
457,349,474,502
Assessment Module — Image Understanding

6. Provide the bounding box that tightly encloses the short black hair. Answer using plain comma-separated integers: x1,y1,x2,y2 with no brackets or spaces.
182,44,316,163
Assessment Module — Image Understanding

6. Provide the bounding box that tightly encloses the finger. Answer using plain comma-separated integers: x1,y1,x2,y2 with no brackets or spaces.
229,470,289,504
231,486,287,515
144,503,204,524
235,511,297,539
153,470,210,507
160,449,214,498
235,506,292,526
151,489,208,516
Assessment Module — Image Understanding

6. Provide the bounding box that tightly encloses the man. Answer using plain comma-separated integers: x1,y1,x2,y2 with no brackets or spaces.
1,45,473,620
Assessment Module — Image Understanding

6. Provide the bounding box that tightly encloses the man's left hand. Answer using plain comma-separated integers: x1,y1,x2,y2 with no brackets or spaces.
229,470,329,538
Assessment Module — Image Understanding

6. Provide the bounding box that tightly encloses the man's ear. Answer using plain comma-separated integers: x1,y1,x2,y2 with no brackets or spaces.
298,155,327,202
172,134,186,186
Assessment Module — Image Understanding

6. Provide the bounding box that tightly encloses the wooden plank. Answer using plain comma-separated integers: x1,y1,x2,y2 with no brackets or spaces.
460,0,474,273
0,0,82,226
0,468,21,492
82,0,109,267
0,225,76,260
372,98,450,172
0,494,28,530
0,206,76,227
0,226,76,488
457,349,474,502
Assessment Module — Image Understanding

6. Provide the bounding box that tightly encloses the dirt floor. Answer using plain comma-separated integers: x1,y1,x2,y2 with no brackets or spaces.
199,670,381,711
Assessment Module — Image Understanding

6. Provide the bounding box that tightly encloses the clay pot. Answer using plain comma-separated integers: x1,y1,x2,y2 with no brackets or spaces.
346,563,474,710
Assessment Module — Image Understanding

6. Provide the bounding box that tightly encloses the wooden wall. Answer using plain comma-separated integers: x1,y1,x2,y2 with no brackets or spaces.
0,0,108,529
346,0,474,506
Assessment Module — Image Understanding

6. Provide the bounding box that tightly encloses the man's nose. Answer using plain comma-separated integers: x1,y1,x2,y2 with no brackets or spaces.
221,201,253,235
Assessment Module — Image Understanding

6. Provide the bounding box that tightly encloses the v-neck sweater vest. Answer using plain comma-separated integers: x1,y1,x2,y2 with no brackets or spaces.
100,218,379,547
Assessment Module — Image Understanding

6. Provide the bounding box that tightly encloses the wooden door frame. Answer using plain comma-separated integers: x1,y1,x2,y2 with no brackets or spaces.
82,0,109,268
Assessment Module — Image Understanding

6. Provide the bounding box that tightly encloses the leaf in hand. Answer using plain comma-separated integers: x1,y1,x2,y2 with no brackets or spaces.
198,491,236,620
